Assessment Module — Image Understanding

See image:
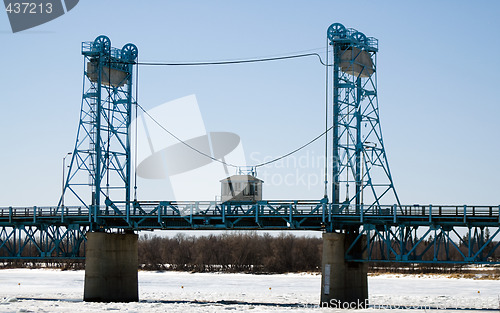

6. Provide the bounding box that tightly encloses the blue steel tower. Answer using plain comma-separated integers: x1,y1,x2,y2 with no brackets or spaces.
59,35,138,225
327,23,400,214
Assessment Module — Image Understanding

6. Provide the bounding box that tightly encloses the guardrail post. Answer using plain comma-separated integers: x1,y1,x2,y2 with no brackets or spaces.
33,206,37,223
360,204,364,223
9,207,12,223
126,203,130,225
61,206,65,223
157,204,161,225
190,204,193,225
429,204,432,223
322,202,325,223
328,202,332,222
255,203,259,225
463,205,467,223
222,203,226,224
498,205,500,224
393,204,397,223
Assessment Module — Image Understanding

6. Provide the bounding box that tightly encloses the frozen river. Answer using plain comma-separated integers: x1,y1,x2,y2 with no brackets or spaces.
0,269,498,312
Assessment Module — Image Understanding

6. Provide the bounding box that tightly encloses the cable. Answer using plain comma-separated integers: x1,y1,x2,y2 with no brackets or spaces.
254,125,334,168
324,40,329,199
123,52,329,67
133,62,139,201
136,103,333,169
105,55,112,197
136,103,239,168
130,49,333,171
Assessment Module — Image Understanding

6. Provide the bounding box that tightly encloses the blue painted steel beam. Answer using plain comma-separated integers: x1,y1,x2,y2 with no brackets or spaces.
1,202,499,262
2,203,500,230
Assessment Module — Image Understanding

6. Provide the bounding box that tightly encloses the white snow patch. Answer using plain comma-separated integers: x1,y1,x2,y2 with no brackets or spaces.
0,269,498,312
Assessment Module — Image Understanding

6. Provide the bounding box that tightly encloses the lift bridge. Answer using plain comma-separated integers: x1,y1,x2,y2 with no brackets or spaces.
0,23,499,304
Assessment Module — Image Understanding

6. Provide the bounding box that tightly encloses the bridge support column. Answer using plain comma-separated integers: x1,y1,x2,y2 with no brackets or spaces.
84,232,138,302
320,232,368,308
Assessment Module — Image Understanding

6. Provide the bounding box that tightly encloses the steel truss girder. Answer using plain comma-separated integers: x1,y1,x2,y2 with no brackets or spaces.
346,224,500,264
1,203,499,230
1,202,499,261
0,225,87,260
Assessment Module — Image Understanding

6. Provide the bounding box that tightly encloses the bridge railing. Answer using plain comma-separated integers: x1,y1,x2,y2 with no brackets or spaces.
397,205,499,217
0,206,88,218
332,204,499,216
0,203,498,222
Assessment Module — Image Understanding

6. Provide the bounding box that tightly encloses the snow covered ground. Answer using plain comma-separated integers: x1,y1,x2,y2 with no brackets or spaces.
0,269,498,312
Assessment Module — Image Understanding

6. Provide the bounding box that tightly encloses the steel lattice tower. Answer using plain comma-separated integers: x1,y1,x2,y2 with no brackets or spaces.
327,23,400,213
59,35,138,222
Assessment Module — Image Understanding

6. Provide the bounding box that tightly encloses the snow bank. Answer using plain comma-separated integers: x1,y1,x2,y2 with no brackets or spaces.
0,269,498,312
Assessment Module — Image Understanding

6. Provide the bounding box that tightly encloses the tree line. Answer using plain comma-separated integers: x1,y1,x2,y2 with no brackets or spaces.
1,231,498,273
138,232,322,273
137,231,500,274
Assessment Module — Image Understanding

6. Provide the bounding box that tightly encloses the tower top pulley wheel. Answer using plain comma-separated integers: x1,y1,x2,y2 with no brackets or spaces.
327,23,347,42
351,31,367,45
92,35,111,54
121,43,138,62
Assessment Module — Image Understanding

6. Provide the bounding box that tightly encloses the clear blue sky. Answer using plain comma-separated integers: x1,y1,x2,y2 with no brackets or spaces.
1,1,500,207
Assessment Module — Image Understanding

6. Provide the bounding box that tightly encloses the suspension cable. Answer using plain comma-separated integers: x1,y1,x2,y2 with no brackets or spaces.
105,54,112,197
136,103,333,169
122,52,329,67
131,49,333,172
137,103,238,168
324,39,330,199
133,62,139,201
253,125,334,168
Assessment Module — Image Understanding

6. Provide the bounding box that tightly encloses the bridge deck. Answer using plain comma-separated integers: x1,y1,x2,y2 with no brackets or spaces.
1,201,499,230
1,201,499,263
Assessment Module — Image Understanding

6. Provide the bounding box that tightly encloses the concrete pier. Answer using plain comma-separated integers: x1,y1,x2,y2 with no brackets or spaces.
320,232,368,308
84,232,139,302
